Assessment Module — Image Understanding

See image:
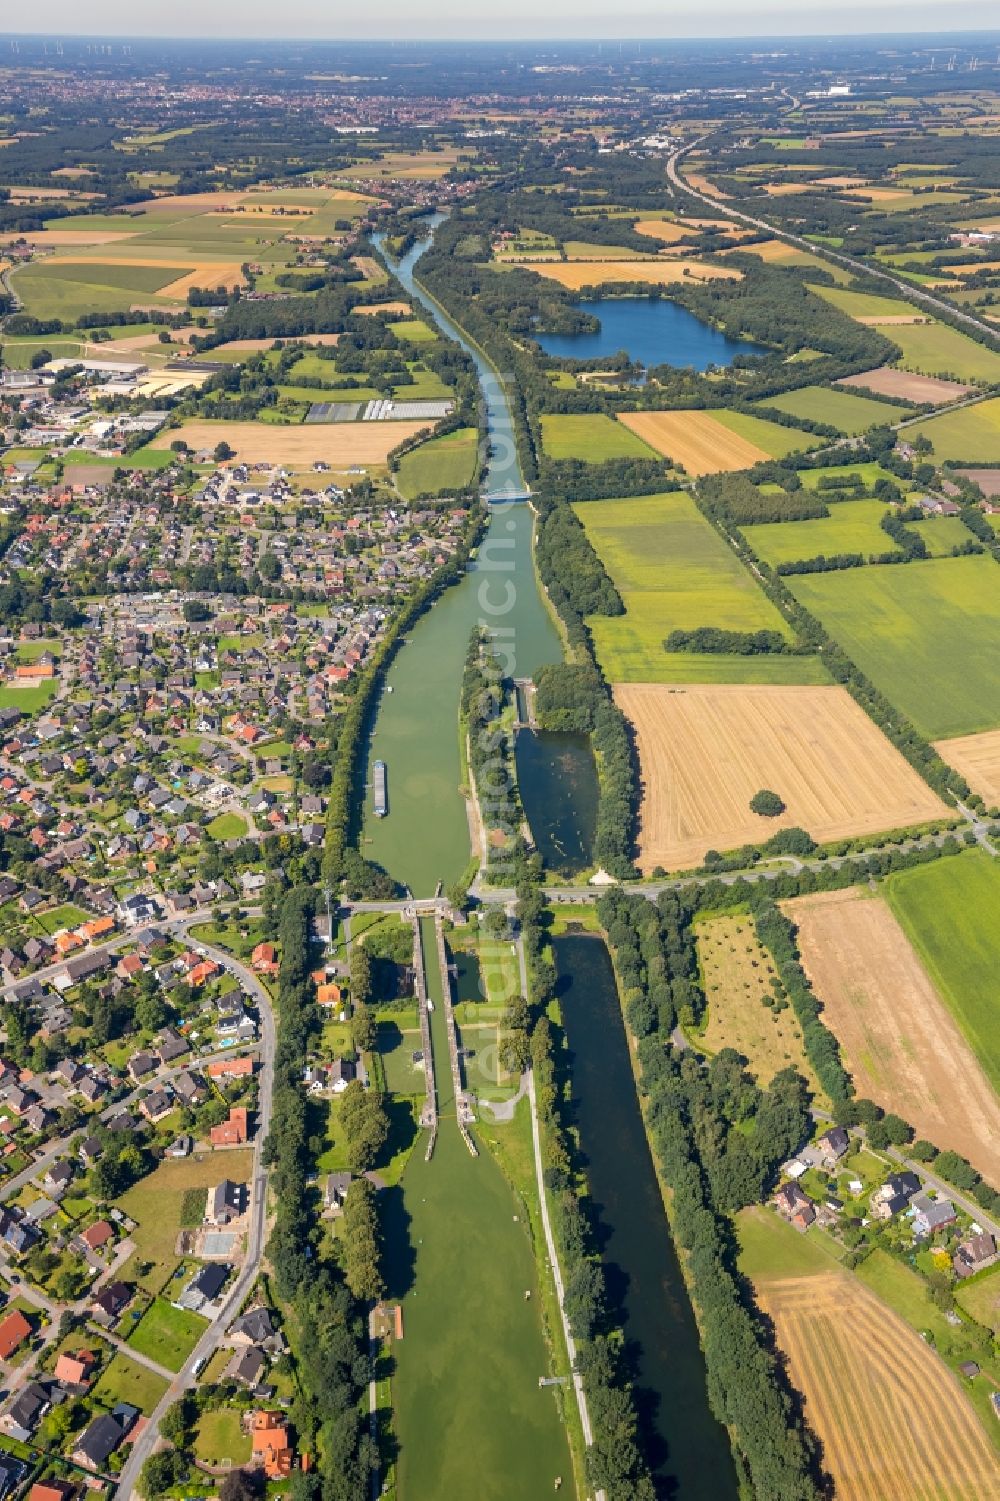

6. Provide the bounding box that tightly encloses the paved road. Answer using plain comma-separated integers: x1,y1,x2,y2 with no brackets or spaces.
112,938,276,1498
666,137,1000,346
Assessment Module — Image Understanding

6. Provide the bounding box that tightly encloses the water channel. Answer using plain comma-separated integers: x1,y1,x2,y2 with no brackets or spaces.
537,295,765,370
364,222,571,895
369,221,732,1496
554,933,740,1500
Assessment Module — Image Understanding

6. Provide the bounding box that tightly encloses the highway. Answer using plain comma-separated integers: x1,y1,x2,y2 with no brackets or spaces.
666,136,1000,347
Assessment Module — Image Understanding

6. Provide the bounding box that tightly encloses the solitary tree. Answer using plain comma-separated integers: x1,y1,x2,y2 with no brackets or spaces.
749,788,785,817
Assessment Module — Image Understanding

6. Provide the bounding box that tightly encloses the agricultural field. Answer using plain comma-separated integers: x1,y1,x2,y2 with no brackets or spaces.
807,284,923,321
934,727,1000,805
889,323,1000,383
540,412,659,462
696,914,820,1093
760,384,910,434
885,852,1000,1095
789,556,1000,739
573,492,796,682
615,682,946,872
514,259,741,289
903,397,1000,462
149,419,428,468
787,886,1000,1182
744,500,897,566
747,1251,1000,1499
836,366,974,405
616,408,815,474
910,516,973,555
396,426,478,499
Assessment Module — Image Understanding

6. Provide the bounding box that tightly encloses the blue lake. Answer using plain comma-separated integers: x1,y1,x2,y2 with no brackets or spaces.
537,296,765,370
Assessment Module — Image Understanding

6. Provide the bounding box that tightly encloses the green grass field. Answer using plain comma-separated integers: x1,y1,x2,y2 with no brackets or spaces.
707,408,818,459
10,264,180,321
385,1121,571,1497
797,461,908,492
193,1406,252,1465
789,555,1000,738
904,397,1000,462
396,426,478,499
0,681,58,715
886,852,1000,1093
736,1204,844,1280
806,284,919,320
956,1264,1000,1334
391,318,437,342
540,412,659,462
761,385,910,435
910,516,975,556
574,492,811,682
206,812,248,839
91,1351,169,1414
889,324,1000,383
745,499,896,565
126,1297,207,1372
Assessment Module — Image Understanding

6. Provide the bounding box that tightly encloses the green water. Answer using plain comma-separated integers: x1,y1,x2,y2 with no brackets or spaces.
381,919,572,1497
555,934,739,1497
363,227,561,896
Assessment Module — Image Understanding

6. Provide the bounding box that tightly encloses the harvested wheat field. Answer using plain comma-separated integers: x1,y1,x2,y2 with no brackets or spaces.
354,301,411,317
934,728,1000,808
756,1269,999,1501
158,263,246,298
616,410,768,474
856,313,934,325
516,259,740,290
837,367,973,404
697,914,821,1093
786,887,1000,1182
0,229,135,247
151,419,427,468
616,682,947,872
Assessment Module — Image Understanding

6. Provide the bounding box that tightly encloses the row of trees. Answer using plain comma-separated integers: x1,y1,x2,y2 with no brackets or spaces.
263,887,376,1500
461,629,524,860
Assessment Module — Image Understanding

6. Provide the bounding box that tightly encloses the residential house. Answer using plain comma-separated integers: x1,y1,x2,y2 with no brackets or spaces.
81,1221,114,1254
954,1232,999,1279
910,1191,957,1237
207,1056,254,1080
28,1482,76,1501
176,1262,229,1312
0,1309,33,1359
208,1179,247,1225
870,1171,921,1221
54,1349,96,1389
250,1411,293,1479
816,1127,849,1167
211,1107,249,1147
226,1345,265,1390
72,1409,132,1471
774,1182,815,1230
91,1280,132,1327
2,1381,49,1441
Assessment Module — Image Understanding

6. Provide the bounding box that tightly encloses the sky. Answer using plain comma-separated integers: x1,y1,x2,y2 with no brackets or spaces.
4,2,1000,42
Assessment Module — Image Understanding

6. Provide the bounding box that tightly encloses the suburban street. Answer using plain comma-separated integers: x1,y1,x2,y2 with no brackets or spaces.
113,936,276,1496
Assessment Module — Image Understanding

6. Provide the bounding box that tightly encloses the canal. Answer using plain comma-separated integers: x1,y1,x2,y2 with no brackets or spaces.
554,932,740,1500
364,225,564,896
382,920,573,1498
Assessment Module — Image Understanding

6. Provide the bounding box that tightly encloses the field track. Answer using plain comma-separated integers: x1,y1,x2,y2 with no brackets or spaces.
616,682,946,871
786,888,1000,1182
757,1270,1000,1501
616,409,768,473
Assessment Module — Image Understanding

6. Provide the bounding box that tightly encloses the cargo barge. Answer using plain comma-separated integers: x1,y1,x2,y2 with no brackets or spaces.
373,760,388,817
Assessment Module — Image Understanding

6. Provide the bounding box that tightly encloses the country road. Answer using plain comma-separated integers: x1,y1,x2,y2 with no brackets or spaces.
666,136,1000,347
